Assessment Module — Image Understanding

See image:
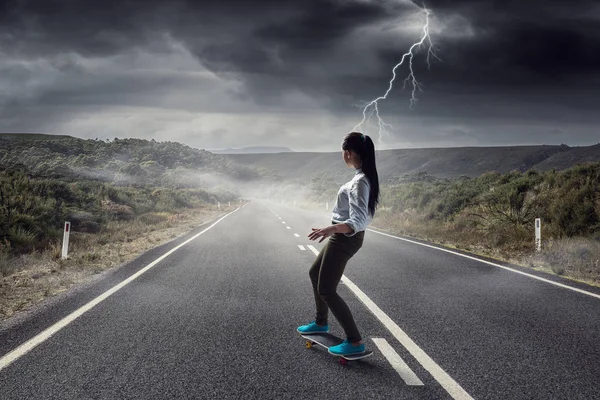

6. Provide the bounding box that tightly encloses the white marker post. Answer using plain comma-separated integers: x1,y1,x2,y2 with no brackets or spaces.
326,202,329,211
61,221,71,260
218,202,220,210
535,218,541,252
229,201,231,207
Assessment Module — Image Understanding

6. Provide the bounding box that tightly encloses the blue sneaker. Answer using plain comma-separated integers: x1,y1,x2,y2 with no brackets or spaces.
297,321,330,334
328,340,365,356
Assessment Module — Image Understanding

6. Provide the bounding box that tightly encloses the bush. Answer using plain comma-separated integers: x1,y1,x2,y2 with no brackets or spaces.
138,213,168,225
550,183,598,237
9,227,37,252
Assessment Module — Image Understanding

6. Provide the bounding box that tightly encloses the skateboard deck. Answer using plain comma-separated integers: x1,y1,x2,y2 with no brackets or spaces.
300,332,373,365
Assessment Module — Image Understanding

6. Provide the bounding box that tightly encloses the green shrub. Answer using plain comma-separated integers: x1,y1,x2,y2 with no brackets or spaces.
9,227,37,252
139,213,168,225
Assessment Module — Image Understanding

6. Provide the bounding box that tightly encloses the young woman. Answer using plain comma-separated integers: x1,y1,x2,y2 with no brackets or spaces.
297,131,380,355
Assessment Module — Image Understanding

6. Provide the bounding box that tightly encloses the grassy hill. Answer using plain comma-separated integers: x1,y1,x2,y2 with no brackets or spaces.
225,145,583,183
531,144,600,171
0,133,75,141
0,134,254,257
5,133,596,184
210,146,293,154
0,134,262,186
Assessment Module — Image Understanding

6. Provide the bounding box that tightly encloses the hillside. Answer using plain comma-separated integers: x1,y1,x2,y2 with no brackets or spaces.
531,144,600,171
0,133,74,141
0,134,249,257
210,146,293,154
2,133,598,185
0,134,261,187
225,145,583,183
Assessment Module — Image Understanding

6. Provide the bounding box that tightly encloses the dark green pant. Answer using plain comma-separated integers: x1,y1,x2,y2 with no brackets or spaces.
309,225,365,342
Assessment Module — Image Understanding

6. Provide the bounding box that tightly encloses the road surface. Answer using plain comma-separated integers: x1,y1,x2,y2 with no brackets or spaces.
1,201,599,399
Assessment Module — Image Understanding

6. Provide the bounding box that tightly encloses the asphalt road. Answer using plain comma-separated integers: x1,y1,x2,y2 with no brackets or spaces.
1,201,599,400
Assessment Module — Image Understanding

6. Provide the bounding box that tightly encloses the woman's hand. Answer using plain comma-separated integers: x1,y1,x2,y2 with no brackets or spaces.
308,225,338,243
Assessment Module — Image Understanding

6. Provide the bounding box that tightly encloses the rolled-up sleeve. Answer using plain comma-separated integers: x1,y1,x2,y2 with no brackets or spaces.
343,178,371,237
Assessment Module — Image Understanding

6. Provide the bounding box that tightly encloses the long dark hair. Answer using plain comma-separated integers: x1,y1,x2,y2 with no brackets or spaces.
342,132,380,217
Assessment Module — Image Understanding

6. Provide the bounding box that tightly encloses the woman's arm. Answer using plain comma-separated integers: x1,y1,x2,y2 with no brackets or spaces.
333,223,354,234
308,223,354,242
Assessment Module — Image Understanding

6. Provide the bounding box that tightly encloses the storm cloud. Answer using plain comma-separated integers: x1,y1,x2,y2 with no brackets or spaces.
1,0,598,151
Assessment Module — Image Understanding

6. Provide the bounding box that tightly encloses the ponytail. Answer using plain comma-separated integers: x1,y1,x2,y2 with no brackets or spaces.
342,132,380,217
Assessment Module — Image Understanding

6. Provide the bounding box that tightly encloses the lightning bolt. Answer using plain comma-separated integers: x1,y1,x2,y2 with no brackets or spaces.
353,5,440,143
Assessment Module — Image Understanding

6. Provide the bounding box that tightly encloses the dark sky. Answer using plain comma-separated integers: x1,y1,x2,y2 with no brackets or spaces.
1,0,599,151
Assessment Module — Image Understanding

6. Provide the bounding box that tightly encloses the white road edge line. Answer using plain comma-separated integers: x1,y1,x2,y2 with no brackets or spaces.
308,246,473,400
0,207,241,373
372,338,424,386
369,229,600,300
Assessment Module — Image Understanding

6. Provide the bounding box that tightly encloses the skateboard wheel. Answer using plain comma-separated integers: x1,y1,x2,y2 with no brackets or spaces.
339,358,347,366
305,340,313,349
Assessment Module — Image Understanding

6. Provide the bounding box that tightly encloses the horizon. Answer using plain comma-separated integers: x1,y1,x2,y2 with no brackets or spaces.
1,131,596,154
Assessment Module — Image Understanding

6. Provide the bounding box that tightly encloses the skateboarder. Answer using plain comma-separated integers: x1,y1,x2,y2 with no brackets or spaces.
297,132,380,356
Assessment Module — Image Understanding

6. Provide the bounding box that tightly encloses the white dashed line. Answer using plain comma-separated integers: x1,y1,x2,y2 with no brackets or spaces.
298,245,306,251
306,245,319,254
343,277,473,399
294,234,300,238
372,338,423,386
307,246,473,400
286,227,291,230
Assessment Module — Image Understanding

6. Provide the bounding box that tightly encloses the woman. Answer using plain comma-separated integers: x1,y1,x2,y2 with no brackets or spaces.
297,131,380,356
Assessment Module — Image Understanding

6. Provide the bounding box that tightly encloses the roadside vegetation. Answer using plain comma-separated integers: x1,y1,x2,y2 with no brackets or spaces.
0,136,246,320
304,163,600,286
0,135,260,185
0,168,239,319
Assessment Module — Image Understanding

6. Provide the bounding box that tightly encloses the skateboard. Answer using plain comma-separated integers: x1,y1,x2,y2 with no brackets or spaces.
300,332,373,365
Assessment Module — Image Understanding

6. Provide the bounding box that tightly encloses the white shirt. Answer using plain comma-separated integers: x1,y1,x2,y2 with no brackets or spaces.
331,168,371,237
